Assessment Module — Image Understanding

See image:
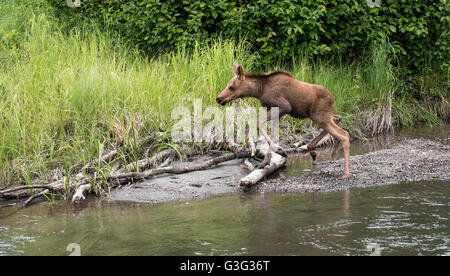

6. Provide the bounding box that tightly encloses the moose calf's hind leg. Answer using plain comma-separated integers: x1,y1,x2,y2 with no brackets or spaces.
322,120,350,178
300,115,339,158
306,130,327,161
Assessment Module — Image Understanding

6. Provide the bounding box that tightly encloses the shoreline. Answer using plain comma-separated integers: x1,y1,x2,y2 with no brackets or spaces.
110,137,450,204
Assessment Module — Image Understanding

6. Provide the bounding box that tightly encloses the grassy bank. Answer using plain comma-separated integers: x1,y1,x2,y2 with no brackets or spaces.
0,1,448,187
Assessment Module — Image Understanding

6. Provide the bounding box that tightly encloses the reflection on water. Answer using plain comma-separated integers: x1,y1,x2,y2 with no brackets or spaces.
286,124,449,177
287,134,395,177
396,125,450,144
0,181,448,256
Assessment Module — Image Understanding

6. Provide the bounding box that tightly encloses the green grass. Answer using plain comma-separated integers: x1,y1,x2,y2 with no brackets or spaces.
0,0,446,187
0,0,257,186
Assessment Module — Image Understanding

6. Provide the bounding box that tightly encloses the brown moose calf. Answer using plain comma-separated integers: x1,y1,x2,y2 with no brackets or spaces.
216,61,350,178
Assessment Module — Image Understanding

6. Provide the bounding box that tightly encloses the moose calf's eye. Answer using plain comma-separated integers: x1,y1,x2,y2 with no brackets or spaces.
229,86,235,91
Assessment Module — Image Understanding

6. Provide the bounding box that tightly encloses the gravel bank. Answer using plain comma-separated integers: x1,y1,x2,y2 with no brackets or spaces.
254,138,450,193
110,138,450,203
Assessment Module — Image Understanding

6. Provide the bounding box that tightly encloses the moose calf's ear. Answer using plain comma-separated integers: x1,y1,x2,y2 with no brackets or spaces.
232,61,244,79
232,61,240,75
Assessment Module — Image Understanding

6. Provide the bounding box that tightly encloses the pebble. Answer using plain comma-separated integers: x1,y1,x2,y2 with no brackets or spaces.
252,138,450,193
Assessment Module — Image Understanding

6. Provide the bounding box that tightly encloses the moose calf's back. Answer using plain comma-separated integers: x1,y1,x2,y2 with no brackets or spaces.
260,74,335,123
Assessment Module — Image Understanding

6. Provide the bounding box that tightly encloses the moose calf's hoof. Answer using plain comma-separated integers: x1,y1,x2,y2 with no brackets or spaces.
256,163,266,170
256,159,270,169
309,151,317,161
341,173,350,179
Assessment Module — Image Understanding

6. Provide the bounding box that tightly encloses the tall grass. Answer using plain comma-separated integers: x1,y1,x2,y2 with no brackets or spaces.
0,0,445,186
0,1,256,185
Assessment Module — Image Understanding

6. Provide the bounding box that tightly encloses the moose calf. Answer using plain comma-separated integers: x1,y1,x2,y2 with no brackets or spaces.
216,61,350,178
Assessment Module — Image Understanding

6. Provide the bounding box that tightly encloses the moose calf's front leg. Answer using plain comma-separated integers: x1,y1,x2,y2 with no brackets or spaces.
257,112,287,162
256,151,272,169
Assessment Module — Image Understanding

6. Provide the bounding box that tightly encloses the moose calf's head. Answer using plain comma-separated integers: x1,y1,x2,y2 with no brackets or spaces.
216,61,250,106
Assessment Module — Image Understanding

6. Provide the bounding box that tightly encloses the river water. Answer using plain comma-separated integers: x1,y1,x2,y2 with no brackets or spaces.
0,181,448,256
0,126,449,256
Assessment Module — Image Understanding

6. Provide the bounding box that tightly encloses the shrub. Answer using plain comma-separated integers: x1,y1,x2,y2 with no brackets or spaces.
45,0,449,73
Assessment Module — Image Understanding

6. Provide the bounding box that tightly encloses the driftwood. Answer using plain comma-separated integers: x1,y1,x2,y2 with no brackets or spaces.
116,149,176,174
0,178,79,200
72,184,91,203
75,133,160,173
0,133,162,205
106,150,253,185
0,203,16,209
0,184,59,195
241,159,255,171
21,191,47,209
0,133,312,207
240,137,287,186
0,150,254,203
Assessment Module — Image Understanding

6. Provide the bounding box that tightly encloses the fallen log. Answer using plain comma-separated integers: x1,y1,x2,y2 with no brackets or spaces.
117,148,176,174
74,132,160,173
0,203,16,209
241,159,255,171
1,135,304,205
0,184,59,196
21,191,47,209
0,177,84,200
72,184,91,203
0,150,254,202
0,133,161,201
106,150,253,186
240,137,286,187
